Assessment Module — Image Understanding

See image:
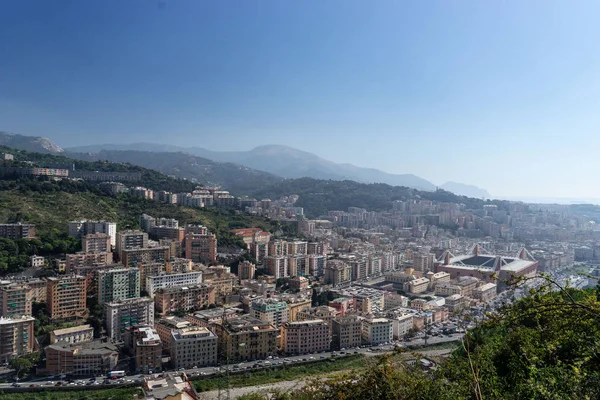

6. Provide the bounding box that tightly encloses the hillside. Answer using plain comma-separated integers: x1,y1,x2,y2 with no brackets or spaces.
251,177,506,218
65,149,283,195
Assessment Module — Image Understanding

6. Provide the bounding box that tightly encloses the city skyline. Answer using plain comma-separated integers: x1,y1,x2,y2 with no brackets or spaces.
2,1,600,198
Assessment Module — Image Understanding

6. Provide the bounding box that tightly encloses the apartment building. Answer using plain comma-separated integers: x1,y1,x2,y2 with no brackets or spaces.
404,277,430,294
124,326,162,374
150,226,184,241
50,324,94,344
0,316,35,363
29,255,45,267
0,282,32,317
281,319,330,355
0,223,36,239
116,230,149,258
184,233,217,264
264,256,288,279
324,260,352,287
121,246,171,267
184,224,208,235
391,314,414,339
211,315,278,362
65,252,113,272
154,284,216,315
307,254,326,276
146,271,203,297
383,292,409,309
159,239,183,259
434,282,463,297
445,294,469,312
105,297,155,341
250,298,289,327
331,315,362,350
46,275,87,320
361,317,393,345
238,261,256,280
156,317,217,368
328,297,356,317
24,278,46,303
473,282,498,301
68,220,117,246
45,340,118,376
97,267,140,304
296,306,338,333
82,233,111,253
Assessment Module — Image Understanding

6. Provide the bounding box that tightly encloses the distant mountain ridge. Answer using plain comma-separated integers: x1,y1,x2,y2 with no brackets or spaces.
2,133,491,196
0,131,64,153
440,181,491,199
67,143,438,191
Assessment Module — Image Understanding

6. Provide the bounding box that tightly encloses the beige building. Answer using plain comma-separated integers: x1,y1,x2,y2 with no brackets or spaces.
0,316,35,363
66,252,113,272
473,282,497,301
0,282,32,317
184,233,217,264
332,315,362,350
124,326,162,374
121,246,170,267
281,319,330,355
296,306,338,333
50,324,94,344
238,261,256,280
82,233,111,253
154,284,215,315
116,230,148,258
25,278,46,303
434,282,463,297
445,294,469,312
324,260,352,287
404,277,430,294
156,317,217,368
45,340,118,376
211,315,278,362
46,275,87,320
250,298,289,327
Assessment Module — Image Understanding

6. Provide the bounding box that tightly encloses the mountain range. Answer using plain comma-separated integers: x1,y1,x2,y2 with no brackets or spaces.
0,131,491,197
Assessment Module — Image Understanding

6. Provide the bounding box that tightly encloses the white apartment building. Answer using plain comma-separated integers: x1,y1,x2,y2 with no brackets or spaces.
392,314,413,339
69,220,117,247
146,271,203,297
105,297,155,341
361,317,393,346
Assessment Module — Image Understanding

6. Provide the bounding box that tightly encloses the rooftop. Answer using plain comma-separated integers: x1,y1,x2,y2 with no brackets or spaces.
52,324,93,335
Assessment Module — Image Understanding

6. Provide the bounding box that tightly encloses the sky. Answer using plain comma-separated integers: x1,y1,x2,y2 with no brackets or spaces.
1,1,600,199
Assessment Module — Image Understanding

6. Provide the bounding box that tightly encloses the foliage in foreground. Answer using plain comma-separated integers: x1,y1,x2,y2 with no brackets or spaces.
0,387,142,400
242,284,600,400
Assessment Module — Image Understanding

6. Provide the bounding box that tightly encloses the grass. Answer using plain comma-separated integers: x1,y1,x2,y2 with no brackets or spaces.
193,355,366,392
0,387,142,400
410,341,460,352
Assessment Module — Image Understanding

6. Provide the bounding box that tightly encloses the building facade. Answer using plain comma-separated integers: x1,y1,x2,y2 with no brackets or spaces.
97,267,141,304
105,297,155,341
46,275,87,320
0,316,35,363
281,319,330,355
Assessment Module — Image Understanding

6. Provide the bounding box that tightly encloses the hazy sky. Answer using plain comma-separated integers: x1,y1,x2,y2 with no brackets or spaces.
1,1,600,198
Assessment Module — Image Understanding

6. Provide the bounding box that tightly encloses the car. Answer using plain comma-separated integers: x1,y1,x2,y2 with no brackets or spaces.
55,382,62,386
309,357,315,360
320,356,325,359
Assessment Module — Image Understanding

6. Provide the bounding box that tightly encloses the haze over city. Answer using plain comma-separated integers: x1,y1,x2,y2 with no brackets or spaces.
1,1,600,199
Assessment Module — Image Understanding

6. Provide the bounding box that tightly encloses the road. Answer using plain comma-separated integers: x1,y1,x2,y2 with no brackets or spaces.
0,333,463,390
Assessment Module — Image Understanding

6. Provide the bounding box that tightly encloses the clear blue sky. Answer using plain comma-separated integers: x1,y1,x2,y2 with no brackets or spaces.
1,0,600,198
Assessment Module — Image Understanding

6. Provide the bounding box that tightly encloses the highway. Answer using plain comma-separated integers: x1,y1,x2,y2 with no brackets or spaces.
0,333,464,390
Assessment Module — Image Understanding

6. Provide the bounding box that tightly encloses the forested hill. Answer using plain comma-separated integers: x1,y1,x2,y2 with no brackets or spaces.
1,146,197,193
251,178,511,218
